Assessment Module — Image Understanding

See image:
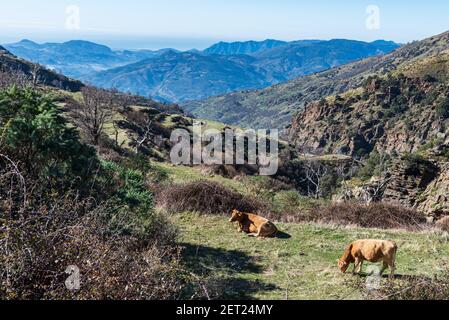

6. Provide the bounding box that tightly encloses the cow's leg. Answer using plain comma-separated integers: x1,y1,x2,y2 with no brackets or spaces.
353,258,361,274
389,260,396,279
380,261,388,275
256,230,267,240
357,260,364,274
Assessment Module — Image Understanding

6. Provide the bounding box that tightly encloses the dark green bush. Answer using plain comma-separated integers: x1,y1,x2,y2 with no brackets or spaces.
0,86,97,185
436,97,449,119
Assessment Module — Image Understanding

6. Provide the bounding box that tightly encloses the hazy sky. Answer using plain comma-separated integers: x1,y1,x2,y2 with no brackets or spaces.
1,0,449,50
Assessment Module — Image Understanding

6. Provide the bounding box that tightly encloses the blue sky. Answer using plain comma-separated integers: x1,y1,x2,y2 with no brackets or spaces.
1,0,449,50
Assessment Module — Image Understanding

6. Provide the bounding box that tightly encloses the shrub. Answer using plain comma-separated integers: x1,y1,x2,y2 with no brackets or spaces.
436,216,449,232
421,90,439,107
436,97,449,119
354,272,449,300
0,195,183,300
356,151,391,180
304,202,427,230
0,87,185,299
157,181,268,215
0,87,97,185
0,158,184,300
92,160,175,244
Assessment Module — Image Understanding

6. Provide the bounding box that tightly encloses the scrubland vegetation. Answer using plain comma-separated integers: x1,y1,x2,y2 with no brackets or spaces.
2,31,449,301
1,86,448,300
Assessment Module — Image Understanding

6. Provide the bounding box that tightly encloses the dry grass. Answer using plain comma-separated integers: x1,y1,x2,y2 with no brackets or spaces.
156,180,269,215
353,270,449,300
304,202,427,231
436,216,449,232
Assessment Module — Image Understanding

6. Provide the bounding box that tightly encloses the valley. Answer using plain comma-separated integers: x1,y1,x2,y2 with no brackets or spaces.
4,38,399,104
2,26,449,301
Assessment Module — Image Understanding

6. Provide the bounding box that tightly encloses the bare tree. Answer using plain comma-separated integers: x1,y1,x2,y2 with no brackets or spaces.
79,87,116,145
302,160,329,199
362,175,393,205
0,69,30,90
134,119,154,153
30,64,41,88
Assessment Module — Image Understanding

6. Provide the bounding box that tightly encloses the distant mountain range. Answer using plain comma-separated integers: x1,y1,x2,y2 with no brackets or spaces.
185,32,449,130
3,39,175,78
4,38,399,103
84,51,271,103
203,39,290,55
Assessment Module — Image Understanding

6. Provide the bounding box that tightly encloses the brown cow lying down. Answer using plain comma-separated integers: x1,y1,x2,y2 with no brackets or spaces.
338,239,397,278
229,209,278,238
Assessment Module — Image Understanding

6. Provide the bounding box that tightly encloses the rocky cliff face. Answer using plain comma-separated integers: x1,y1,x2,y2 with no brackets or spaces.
287,66,449,157
332,141,449,217
418,163,449,217
382,156,440,208
287,32,449,216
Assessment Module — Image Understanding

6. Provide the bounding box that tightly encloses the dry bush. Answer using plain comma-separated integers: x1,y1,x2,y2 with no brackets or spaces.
157,180,268,215
42,220,184,300
0,194,185,300
0,160,185,300
436,216,449,232
304,202,427,230
356,272,449,300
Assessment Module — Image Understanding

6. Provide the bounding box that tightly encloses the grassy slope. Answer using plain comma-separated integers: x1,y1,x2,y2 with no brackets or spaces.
156,162,449,300
173,212,449,300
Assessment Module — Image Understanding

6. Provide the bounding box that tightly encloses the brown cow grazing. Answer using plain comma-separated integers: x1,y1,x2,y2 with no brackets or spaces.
229,209,278,239
337,239,397,278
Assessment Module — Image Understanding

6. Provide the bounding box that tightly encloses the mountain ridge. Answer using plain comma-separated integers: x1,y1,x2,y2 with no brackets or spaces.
83,39,399,103
4,40,171,78
4,38,399,104
185,32,449,129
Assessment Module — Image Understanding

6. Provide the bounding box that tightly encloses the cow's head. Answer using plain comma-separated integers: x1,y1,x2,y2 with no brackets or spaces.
337,259,349,273
229,209,244,223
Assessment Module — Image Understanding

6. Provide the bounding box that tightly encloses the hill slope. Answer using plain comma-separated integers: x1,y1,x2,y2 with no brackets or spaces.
0,44,83,91
203,39,289,55
287,33,449,156
184,33,449,129
285,31,449,217
86,39,397,103
84,51,272,102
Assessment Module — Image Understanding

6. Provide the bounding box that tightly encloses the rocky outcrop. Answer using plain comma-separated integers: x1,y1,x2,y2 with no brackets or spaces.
287,73,449,156
418,163,449,217
333,149,449,217
286,32,449,216
333,176,391,204
382,157,440,208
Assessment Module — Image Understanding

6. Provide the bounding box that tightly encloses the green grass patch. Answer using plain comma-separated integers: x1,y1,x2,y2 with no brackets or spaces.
173,212,449,300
